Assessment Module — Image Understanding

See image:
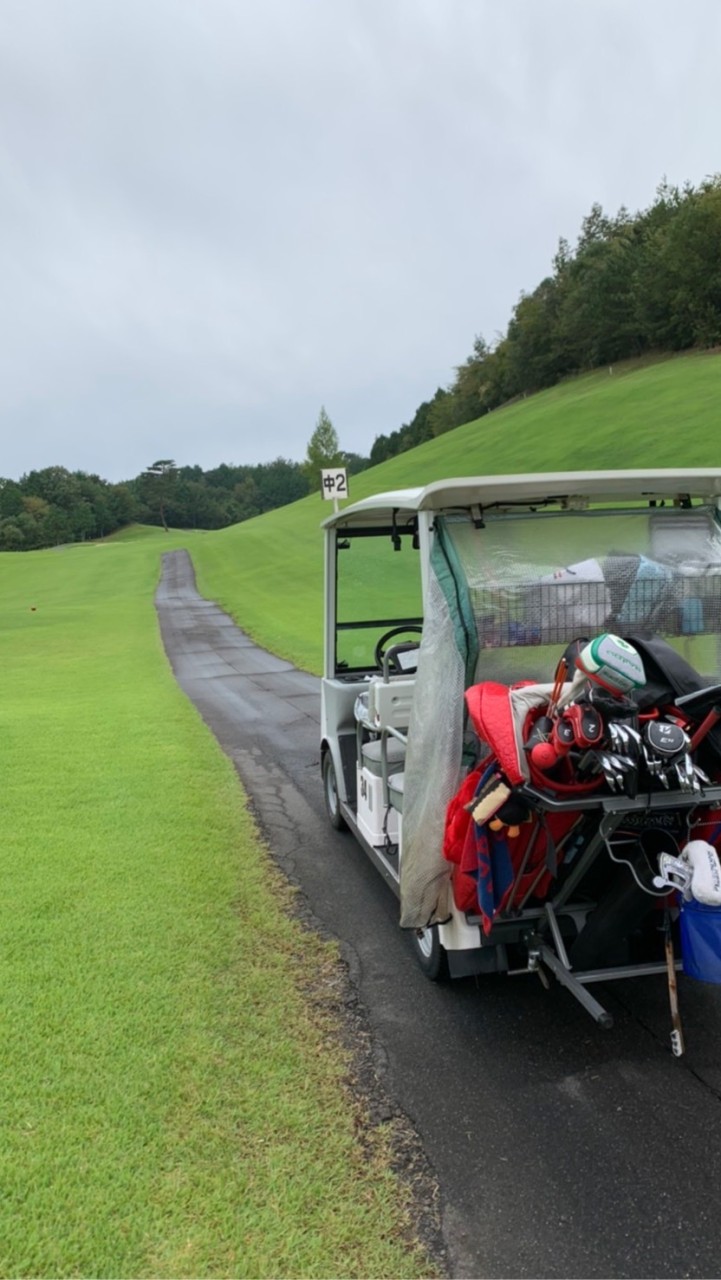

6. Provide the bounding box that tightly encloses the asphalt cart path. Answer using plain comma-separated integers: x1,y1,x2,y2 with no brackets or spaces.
157,549,721,1280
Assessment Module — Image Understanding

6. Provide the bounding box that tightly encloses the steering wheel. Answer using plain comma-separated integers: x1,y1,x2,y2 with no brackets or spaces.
374,626,422,673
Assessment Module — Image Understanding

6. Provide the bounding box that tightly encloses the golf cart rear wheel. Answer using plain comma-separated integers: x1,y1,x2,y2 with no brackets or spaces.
322,751,347,832
410,925,449,981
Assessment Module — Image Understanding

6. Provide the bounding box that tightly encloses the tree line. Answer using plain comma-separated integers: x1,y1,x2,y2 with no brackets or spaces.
0,411,369,550
370,175,721,462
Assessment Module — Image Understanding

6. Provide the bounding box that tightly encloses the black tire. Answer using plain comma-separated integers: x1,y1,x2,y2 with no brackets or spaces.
409,924,449,981
322,750,347,831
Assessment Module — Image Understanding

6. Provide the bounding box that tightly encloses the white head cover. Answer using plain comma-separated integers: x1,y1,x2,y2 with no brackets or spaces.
577,634,646,695
682,840,721,906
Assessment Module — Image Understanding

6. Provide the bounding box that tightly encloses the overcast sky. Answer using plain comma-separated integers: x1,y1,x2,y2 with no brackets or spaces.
1,0,720,482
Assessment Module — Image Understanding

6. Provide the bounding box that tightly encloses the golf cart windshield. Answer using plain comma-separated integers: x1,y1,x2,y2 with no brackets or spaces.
335,523,422,673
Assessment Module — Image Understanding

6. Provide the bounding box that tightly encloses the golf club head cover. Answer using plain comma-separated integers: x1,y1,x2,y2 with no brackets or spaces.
576,634,646,696
489,795,532,838
465,773,511,826
682,840,721,906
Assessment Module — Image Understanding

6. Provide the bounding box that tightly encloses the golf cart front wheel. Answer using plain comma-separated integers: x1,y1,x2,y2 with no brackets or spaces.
322,750,347,832
410,924,449,981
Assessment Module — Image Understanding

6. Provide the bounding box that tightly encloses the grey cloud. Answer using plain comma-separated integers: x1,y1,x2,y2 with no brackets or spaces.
1,0,720,480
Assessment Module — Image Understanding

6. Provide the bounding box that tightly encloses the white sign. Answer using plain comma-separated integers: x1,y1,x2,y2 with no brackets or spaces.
320,467,348,501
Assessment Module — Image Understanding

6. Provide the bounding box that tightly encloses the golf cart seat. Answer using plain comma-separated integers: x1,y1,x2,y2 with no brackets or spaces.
361,737,405,777
354,672,416,769
354,671,414,835
388,771,404,813
366,675,417,737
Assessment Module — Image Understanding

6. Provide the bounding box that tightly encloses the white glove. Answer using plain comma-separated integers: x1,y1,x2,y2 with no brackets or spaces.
681,840,721,906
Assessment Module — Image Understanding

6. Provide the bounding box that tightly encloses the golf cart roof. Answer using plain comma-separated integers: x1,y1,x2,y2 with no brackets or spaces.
322,469,721,530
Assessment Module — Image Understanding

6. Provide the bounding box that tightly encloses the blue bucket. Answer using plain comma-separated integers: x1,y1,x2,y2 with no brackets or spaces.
680,899,721,983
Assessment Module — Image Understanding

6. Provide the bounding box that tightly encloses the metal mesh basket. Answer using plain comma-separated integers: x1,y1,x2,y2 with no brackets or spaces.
474,574,721,648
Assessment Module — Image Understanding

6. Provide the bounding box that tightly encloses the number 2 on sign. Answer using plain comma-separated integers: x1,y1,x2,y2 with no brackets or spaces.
321,468,348,501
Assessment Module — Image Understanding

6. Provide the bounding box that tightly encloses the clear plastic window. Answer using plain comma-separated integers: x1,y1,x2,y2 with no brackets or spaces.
443,506,721,684
335,530,422,672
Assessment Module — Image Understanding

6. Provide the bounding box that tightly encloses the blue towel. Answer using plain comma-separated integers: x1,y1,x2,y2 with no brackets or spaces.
467,764,514,927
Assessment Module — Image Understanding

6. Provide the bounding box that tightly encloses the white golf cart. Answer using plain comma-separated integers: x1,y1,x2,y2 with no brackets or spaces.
320,471,721,1044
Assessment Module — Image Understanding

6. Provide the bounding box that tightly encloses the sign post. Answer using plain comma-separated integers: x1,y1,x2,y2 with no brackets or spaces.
320,467,348,514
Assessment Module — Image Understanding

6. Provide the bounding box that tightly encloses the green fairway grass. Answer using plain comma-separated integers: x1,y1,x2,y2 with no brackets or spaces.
102,523,214,543
102,522,181,541
0,545,433,1278
191,350,721,673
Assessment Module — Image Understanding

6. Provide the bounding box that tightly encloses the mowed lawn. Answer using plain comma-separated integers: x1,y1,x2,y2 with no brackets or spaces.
191,350,721,674
0,541,431,1278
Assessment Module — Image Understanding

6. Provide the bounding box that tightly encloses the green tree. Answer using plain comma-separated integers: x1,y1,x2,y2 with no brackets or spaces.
427,387,460,438
341,450,370,475
108,483,136,530
0,518,24,549
233,476,262,521
369,433,392,465
255,457,309,511
303,407,342,487
635,177,721,349
142,460,177,532
0,478,24,519
22,494,51,520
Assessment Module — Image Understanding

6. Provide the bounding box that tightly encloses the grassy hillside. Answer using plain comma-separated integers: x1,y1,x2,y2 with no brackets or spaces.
191,350,721,673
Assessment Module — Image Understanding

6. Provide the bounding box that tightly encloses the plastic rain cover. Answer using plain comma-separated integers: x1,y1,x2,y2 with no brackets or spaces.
399,540,466,927
399,504,721,929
